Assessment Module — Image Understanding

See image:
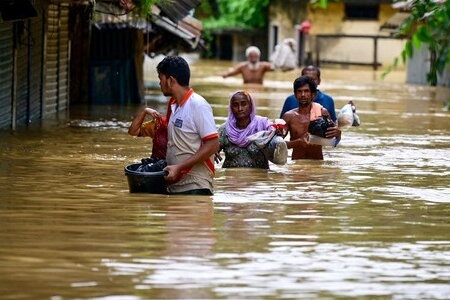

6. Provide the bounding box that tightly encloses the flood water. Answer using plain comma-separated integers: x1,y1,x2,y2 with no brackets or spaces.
1,59,449,299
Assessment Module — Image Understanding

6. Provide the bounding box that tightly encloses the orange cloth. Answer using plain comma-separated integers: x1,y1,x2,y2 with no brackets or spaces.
141,119,157,138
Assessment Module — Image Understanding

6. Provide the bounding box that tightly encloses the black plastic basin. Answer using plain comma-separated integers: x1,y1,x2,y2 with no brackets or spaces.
124,163,168,194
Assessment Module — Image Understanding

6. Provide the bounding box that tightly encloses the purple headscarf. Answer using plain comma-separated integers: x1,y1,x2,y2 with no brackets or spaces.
225,90,271,147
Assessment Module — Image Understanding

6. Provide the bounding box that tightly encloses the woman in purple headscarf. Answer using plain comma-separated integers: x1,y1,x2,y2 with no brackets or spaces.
217,90,274,169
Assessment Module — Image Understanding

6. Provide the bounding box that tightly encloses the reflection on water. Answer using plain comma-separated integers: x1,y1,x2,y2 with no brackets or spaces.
0,60,449,299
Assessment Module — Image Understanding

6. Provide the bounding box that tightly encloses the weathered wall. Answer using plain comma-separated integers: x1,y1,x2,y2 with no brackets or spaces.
268,0,307,55
309,3,405,67
44,3,70,116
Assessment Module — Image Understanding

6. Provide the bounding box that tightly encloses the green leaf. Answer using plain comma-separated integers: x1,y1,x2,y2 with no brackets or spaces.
319,0,328,8
393,56,399,68
412,33,422,48
436,42,450,74
405,40,413,58
416,25,431,43
381,66,391,79
311,0,328,9
426,71,437,86
401,49,407,64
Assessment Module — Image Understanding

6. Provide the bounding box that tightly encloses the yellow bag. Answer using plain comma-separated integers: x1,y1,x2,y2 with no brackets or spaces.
140,119,157,138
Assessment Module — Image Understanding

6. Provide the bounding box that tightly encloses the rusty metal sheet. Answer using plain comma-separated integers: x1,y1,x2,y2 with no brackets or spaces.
0,23,13,129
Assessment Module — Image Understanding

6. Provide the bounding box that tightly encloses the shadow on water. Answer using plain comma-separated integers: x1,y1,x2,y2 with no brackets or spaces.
0,59,449,299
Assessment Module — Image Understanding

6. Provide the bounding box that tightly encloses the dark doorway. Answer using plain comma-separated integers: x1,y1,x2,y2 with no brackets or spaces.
215,34,233,60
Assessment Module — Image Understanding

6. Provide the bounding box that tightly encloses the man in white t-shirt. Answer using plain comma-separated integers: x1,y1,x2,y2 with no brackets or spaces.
128,56,219,195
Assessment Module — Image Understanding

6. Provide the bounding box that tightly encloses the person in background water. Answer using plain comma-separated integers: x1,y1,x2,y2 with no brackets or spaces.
270,38,297,71
128,56,219,195
280,65,337,122
282,76,339,160
221,46,273,84
217,91,279,169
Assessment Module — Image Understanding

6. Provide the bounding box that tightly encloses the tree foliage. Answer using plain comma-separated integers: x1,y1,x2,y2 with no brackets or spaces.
196,0,271,30
310,0,339,9
135,0,156,16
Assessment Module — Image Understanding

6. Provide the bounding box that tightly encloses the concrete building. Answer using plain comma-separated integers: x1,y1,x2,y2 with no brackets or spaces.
268,0,406,69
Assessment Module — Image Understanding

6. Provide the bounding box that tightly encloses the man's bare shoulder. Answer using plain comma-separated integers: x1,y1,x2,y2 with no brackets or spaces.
282,109,298,121
285,108,299,116
261,61,273,70
236,61,249,69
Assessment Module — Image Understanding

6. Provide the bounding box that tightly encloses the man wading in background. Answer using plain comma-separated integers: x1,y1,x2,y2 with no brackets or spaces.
221,46,273,84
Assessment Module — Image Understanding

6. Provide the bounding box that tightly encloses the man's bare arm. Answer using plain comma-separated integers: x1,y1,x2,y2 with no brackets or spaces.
282,112,292,138
128,108,161,136
283,111,308,149
263,61,274,72
326,126,341,139
222,63,244,78
286,138,308,149
321,108,342,139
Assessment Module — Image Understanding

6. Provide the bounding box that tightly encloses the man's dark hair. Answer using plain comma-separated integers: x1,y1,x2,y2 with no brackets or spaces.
293,75,317,93
156,56,190,86
301,65,321,78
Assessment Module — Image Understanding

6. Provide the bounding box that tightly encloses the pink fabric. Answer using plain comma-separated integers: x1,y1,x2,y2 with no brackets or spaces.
310,102,323,121
225,91,271,147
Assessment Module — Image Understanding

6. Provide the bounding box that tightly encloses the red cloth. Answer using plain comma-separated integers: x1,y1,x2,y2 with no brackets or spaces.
150,117,168,160
150,96,176,160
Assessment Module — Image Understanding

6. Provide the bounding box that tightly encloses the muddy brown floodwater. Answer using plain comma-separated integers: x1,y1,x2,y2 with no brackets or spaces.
0,58,449,299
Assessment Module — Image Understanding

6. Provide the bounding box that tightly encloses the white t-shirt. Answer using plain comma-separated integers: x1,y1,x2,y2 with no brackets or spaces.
166,89,218,193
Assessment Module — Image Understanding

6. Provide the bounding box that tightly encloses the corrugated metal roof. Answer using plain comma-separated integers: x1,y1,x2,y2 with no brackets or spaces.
152,13,201,49
156,0,201,22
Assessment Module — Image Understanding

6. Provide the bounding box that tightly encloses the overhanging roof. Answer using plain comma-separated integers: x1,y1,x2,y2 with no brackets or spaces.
152,13,201,49
156,0,201,22
94,0,201,23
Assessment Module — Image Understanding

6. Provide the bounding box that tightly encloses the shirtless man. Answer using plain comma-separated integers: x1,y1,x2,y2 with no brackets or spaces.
282,76,340,160
280,65,337,122
221,46,273,84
